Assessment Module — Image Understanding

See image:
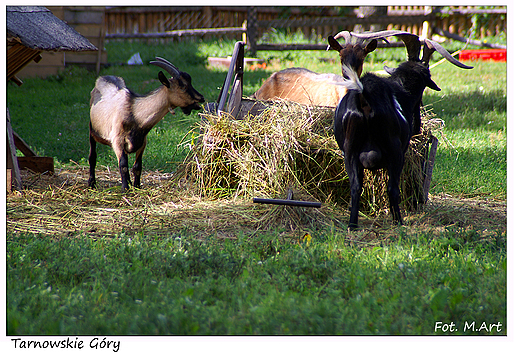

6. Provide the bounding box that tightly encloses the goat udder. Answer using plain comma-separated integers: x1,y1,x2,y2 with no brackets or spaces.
359,150,382,170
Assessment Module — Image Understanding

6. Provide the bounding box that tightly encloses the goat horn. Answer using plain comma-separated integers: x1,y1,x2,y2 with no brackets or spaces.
150,57,181,77
394,34,422,62
351,30,422,61
333,31,353,44
349,30,414,40
423,39,473,69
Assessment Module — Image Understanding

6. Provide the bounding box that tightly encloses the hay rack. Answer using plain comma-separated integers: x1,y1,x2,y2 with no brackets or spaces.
201,41,439,208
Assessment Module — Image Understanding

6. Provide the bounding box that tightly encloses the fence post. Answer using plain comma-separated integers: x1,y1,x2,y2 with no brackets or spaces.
421,6,433,38
247,6,258,57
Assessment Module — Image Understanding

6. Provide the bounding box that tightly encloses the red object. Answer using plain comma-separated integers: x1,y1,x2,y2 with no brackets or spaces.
459,49,507,62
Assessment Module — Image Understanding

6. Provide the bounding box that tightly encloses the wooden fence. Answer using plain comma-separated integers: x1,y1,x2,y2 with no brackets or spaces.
105,6,506,37
103,6,506,54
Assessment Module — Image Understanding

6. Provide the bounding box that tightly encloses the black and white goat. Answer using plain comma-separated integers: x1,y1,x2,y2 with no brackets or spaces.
330,31,472,228
88,57,205,191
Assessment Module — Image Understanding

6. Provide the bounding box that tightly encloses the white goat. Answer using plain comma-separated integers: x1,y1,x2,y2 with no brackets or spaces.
88,57,205,191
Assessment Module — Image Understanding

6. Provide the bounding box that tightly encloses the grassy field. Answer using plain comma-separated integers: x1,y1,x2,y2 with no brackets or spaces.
6,36,507,337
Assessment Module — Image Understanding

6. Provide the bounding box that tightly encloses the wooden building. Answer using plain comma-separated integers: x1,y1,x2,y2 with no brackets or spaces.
7,6,98,190
9,6,106,79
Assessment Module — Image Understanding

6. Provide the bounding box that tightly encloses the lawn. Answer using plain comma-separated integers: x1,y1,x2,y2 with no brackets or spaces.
6,36,507,338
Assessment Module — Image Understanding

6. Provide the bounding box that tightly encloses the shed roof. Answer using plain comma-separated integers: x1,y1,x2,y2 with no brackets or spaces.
7,6,97,52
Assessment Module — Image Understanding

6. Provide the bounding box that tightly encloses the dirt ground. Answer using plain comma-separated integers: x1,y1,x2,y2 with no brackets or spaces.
7,167,506,243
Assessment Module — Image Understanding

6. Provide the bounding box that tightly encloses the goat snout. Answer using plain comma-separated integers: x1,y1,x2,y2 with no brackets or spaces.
181,102,203,115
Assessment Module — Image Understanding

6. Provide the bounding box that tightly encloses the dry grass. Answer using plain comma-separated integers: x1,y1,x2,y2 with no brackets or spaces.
6,167,506,246
7,168,346,240
176,100,444,214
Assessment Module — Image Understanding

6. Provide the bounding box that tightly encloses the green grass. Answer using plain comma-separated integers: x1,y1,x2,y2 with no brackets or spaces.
7,229,505,335
7,36,507,336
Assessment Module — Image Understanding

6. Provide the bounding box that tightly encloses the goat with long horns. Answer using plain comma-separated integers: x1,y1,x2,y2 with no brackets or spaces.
88,57,205,191
329,30,472,228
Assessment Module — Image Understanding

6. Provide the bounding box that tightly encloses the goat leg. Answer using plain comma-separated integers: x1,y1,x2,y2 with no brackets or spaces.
346,159,363,229
387,162,404,225
88,134,97,188
132,141,146,189
115,146,131,191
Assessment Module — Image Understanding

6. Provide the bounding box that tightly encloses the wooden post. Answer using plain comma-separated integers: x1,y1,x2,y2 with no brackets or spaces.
203,6,213,28
247,7,258,57
421,6,433,39
6,108,22,190
96,27,104,74
422,136,438,204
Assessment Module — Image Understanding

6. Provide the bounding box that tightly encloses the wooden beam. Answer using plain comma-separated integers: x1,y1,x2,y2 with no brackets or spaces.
12,130,37,157
6,109,22,190
18,156,54,174
7,43,42,82
433,27,507,49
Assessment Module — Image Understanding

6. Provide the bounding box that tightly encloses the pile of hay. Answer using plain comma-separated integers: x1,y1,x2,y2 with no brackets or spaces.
176,100,443,216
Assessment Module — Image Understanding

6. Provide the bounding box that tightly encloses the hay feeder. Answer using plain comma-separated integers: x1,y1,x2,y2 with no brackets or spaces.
180,41,439,217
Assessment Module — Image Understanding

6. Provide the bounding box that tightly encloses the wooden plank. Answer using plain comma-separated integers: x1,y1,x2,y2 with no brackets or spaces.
65,52,107,64
105,6,203,14
7,44,42,80
422,136,438,204
106,27,246,39
12,131,36,157
73,24,105,37
15,65,62,79
38,51,65,66
256,42,404,52
7,169,12,193
18,157,54,174
257,15,428,29
64,8,104,24
6,109,23,190
433,27,507,49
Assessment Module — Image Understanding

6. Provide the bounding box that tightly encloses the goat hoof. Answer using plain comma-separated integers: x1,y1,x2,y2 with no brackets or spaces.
348,223,359,230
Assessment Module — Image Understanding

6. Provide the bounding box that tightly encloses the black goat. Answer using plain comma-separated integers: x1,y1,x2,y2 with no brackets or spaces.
349,31,472,135
332,31,472,228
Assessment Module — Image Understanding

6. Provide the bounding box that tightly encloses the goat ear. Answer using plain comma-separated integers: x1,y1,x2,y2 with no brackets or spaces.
327,36,343,52
365,39,378,54
158,71,170,88
426,77,441,91
384,66,397,75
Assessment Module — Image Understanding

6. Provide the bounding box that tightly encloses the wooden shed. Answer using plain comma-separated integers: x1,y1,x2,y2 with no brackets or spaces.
7,6,98,190
8,6,106,79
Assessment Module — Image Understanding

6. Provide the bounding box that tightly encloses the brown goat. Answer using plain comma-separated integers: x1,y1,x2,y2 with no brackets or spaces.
251,67,347,107
251,32,378,107
88,57,204,191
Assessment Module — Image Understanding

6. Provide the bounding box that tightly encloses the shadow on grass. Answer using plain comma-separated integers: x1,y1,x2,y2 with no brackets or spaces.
424,89,506,130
